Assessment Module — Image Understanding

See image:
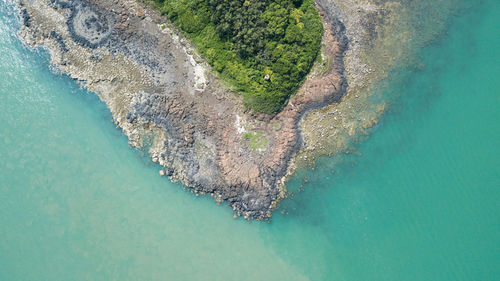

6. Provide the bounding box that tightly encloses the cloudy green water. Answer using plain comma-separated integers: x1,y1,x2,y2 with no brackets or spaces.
0,0,499,280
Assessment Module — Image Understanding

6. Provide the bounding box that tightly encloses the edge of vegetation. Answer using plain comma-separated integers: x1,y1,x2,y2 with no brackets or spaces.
152,0,323,113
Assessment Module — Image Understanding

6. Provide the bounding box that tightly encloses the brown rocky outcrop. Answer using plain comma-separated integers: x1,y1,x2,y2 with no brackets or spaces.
17,0,348,219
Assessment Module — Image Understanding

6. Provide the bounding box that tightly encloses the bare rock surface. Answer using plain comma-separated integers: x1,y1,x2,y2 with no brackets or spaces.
17,0,348,219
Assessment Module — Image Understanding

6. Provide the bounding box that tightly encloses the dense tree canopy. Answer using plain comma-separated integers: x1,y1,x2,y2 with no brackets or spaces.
154,0,323,113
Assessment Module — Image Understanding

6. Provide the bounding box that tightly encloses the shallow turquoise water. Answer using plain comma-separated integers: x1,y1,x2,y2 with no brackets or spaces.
0,0,499,280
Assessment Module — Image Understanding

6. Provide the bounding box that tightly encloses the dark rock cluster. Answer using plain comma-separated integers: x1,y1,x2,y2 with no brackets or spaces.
21,8,30,27
49,30,68,52
65,1,114,49
127,93,214,191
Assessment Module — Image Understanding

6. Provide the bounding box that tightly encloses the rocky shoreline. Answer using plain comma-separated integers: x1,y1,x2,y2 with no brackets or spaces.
16,0,389,219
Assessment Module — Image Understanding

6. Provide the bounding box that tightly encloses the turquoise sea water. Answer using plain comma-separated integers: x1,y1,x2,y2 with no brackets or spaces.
0,0,499,280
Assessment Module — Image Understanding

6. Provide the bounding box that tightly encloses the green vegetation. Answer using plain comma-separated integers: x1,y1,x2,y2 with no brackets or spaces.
153,0,323,113
243,131,269,151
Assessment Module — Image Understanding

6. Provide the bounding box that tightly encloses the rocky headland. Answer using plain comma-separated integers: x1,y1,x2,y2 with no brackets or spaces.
17,0,404,219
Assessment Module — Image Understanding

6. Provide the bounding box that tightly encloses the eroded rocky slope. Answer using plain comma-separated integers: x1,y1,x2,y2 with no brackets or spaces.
17,0,373,219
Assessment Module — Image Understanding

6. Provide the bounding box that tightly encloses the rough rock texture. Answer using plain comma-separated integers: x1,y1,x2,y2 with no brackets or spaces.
17,0,348,219
296,0,413,166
